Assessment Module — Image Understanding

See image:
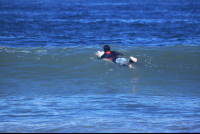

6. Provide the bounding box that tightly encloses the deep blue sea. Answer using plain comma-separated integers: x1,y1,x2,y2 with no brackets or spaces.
0,0,200,132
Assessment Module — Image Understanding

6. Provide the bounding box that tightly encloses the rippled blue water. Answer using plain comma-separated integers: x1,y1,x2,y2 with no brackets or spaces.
0,0,200,132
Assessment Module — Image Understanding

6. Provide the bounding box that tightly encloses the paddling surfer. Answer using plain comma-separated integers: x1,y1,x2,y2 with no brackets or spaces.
95,45,137,68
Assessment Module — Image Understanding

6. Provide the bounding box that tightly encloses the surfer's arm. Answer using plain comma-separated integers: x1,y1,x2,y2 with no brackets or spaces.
100,54,106,59
99,54,112,62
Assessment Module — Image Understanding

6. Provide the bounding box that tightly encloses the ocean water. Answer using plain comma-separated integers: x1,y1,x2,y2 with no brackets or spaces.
0,0,200,133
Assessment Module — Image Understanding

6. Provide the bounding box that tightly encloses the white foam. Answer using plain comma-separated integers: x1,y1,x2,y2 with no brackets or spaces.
19,50,31,53
5,49,16,53
35,50,47,54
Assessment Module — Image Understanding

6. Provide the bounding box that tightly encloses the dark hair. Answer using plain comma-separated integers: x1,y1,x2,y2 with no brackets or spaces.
103,45,110,52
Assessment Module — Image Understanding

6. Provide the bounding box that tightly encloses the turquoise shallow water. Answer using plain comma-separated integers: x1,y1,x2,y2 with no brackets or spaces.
0,0,200,132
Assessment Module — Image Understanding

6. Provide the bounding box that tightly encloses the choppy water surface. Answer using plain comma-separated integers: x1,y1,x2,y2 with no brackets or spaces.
0,0,200,133
0,45,200,132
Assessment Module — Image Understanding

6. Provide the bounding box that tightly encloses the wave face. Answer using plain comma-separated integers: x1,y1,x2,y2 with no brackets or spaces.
0,45,200,132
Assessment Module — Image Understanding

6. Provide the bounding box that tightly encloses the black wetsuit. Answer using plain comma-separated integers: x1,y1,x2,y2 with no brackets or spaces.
100,51,124,63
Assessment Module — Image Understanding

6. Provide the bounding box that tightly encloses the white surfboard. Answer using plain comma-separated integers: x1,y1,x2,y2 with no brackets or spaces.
96,51,104,58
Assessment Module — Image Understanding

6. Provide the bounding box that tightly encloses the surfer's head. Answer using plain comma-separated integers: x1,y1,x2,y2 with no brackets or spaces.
103,45,110,52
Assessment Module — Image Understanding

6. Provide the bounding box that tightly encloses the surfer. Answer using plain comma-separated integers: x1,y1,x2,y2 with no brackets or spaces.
95,45,137,68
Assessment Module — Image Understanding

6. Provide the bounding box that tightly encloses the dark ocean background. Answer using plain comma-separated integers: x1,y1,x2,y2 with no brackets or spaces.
0,0,200,132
